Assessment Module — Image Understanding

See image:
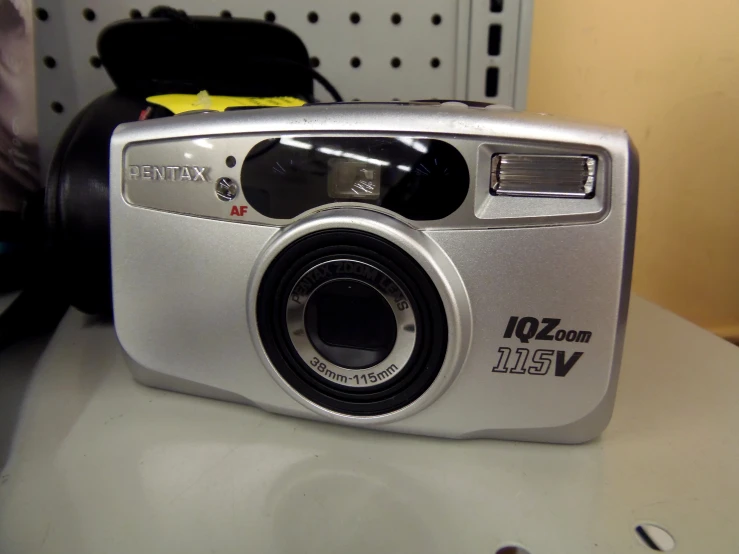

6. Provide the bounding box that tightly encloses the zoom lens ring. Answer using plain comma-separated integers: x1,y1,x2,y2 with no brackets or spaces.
285,259,417,388
256,229,448,416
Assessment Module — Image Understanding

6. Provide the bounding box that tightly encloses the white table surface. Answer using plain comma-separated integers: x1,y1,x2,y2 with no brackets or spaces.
0,296,737,553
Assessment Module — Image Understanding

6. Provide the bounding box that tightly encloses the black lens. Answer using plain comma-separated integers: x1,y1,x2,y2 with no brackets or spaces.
257,229,448,416
305,280,396,369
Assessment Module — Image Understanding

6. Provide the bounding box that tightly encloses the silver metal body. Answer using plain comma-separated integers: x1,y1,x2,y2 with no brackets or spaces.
111,103,638,442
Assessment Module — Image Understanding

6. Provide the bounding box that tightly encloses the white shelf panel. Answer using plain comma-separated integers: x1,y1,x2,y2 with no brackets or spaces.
1,296,738,552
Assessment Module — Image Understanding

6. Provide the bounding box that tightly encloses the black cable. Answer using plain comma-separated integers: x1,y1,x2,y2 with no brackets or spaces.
307,67,343,102
257,58,342,102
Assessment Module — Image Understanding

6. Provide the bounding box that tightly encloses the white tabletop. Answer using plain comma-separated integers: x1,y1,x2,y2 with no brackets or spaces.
0,296,737,553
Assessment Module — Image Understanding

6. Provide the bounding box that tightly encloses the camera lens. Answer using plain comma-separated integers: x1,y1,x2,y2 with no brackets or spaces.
304,280,396,369
284,258,417,390
257,230,448,416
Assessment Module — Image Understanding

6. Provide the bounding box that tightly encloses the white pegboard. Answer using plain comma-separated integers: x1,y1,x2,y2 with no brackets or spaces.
32,0,533,173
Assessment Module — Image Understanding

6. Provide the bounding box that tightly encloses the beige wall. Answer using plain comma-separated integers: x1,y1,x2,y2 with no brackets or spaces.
526,0,739,339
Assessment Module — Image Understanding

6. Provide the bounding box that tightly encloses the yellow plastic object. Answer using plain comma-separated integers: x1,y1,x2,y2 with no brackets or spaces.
146,91,305,114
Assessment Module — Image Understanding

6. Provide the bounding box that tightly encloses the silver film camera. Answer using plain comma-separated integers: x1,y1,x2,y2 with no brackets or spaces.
111,103,637,442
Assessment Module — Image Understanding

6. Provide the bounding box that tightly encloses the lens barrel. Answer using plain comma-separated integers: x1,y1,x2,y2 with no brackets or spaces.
257,230,448,416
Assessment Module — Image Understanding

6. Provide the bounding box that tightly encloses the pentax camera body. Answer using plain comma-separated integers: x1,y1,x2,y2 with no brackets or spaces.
111,103,637,443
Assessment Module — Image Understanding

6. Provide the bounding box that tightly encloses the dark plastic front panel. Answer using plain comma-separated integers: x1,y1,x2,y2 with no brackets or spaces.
240,136,469,220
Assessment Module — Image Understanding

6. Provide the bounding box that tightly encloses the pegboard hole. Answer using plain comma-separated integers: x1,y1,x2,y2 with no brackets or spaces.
82,8,96,21
350,57,361,68
50,102,64,114
220,10,232,18
90,56,102,68
635,524,676,551
391,57,402,69
485,67,499,97
307,11,319,23
35,8,49,21
491,0,504,12
264,11,276,22
350,12,360,24
310,56,320,68
488,24,502,55
431,14,442,25
391,13,402,25
130,9,142,19
430,57,441,68
495,547,530,554
43,56,56,69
